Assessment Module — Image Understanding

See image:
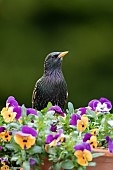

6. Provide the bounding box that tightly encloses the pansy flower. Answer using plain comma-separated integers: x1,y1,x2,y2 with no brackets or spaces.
78,108,87,116
50,124,57,132
45,129,65,152
83,133,97,149
88,97,112,113
0,131,12,142
14,126,38,149
0,158,9,170
1,165,9,170
74,142,92,166
70,114,81,126
91,129,98,136
26,108,38,116
48,106,65,117
1,96,22,122
77,116,88,132
6,96,19,107
1,107,17,122
29,158,36,165
13,106,22,120
0,127,12,142
106,136,113,153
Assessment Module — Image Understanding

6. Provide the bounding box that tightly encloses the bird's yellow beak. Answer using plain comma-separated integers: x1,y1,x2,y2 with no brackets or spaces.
58,51,69,58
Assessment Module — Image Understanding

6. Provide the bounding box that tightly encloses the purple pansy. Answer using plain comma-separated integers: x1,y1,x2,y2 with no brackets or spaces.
0,126,5,133
0,146,2,150
13,106,22,120
26,108,38,116
48,105,65,117
70,114,81,126
6,96,18,107
50,124,57,132
54,129,63,139
45,134,54,144
88,97,112,113
29,158,36,165
45,129,63,144
21,126,38,137
74,142,91,152
78,108,87,116
106,136,113,153
83,133,92,142
0,157,8,163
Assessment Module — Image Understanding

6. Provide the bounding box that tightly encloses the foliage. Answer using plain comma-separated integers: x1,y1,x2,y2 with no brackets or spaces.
0,96,113,170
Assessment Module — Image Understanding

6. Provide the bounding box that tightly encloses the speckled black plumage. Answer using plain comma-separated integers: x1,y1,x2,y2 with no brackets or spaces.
32,52,68,111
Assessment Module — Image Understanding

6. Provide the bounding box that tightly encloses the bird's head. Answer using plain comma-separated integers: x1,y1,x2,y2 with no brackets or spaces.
44,51,68,74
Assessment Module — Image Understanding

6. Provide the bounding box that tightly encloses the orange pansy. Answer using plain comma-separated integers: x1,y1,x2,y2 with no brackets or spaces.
14,134,36,149
1,165,9,170
74,149,92,166
88,136,97,149
0,131,12,142
77,116,88,132
1,107,16,122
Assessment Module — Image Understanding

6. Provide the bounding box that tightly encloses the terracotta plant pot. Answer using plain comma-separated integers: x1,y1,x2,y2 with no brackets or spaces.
40,157,64,170
87,148,113,170
22,149,113,170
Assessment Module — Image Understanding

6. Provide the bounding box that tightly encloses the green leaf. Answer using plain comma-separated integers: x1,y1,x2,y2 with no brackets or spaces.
78,167,86,170
86,109,96,118
5,144,15,150
61,159,74,169
22,105,27,121
47,102,53,109
21,150,26,160
7,122,20,129
88,162,96,166
16,158,22,165
92,152,105,158
68,102,74,114
29,145,42,154
11,156,19,162
27,114,36,120
23,161,30,170
54,163,61,170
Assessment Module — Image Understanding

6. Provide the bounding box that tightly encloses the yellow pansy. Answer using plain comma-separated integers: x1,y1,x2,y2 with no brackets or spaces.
77,116,88,132
74,149,92,166
1,165,9,170
0,131,12,142
91,129,98,136
1,107,16,122
14,133,36,149
88,136,97,149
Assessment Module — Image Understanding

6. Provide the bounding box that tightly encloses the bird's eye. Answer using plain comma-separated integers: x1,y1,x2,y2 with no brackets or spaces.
53,54,58,58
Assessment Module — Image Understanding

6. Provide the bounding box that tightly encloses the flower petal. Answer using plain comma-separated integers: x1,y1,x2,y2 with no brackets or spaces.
14,134,36,149
13,107,22,120
29,158,36,165
6,96,18,107
45,134,54,144
21,126,38,137
88,99,99,111
26,108,38,116
74,144,84,151
0,127,5,133
70,114,81,126
84,149,92,161
83,133,92,142
50,124,57,132
78,108,87,116
48,105,65,117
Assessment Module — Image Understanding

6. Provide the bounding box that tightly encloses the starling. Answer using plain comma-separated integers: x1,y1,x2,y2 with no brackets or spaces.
32,51,68,111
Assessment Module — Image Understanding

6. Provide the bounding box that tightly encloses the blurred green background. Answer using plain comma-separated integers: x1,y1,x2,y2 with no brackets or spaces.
0,0,113,109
